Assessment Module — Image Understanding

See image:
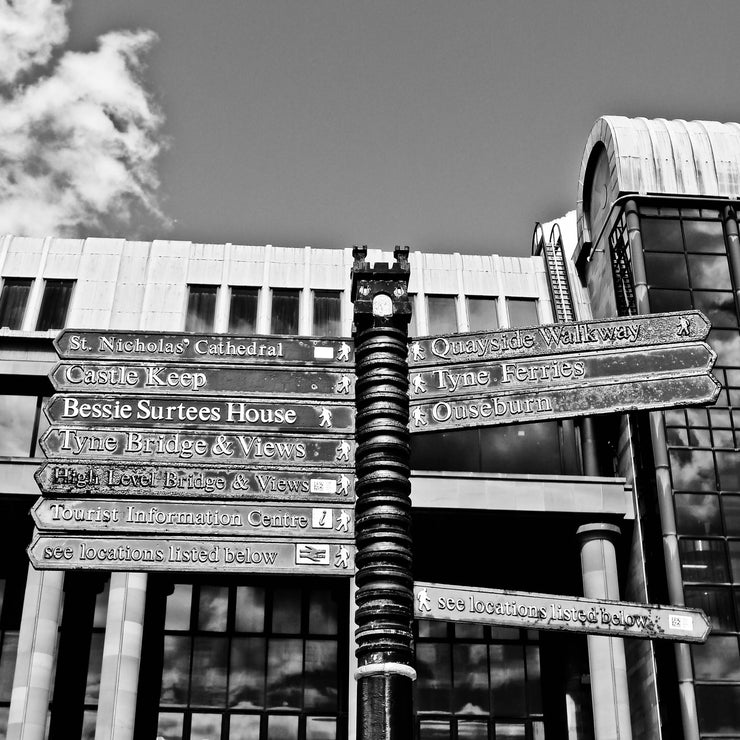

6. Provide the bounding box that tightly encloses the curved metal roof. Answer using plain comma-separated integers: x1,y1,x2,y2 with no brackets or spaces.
576,116,740,252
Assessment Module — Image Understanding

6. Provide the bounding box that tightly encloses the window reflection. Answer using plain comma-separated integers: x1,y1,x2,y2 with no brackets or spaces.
266,639,303,708
687,255,732,290
36,279,74,330
271,289,300,335
679,539,728,582
453,644,488,713
191,637,228,706
228,287,258,334
165,585,192,630
644,253,689,289
693,291,737,328
313,290,342,336
669,449,717,491
675,494,721,536
230,637,265,708
692,636,740,680
0,396,36,457
685,586,735,631
427,295,457,335
304,640,337,709
490,644,526,715
695,685,740,733
185,285,218,332
198,586,228,631
306,716,337,740
640,217,682,251
229,714,261,738
157,712,184,740
683,220,726,253
155,581,345,737
0,278,32,329
506,299,539,328
467,297,499,332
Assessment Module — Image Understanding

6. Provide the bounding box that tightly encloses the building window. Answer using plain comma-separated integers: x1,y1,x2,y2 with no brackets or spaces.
0,395,47,458
36,279,74,331
142,578,347,740
427,295,457,335
467,297,499,332
414,621,545,739
0,278,32,330
271,289,300,335
609,214,637,316
185,285,218,333
312,290,342,336
506,298,539,328
228,287,259,334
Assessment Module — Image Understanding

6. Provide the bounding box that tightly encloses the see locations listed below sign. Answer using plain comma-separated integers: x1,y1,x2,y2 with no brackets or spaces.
414,582,711,643
29,535,354,575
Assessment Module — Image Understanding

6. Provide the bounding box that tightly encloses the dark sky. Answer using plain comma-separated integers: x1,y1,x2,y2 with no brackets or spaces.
68,0,740,256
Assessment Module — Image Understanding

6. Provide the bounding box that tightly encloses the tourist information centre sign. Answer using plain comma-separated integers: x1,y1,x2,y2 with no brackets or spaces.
407,310,720,431
31,329,356,575
413,582,711,643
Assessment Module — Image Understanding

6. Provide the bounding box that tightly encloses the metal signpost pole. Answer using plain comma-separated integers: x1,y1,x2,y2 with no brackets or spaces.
351,246,415,740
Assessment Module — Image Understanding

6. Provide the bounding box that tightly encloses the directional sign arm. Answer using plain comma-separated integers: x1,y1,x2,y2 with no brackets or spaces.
413,582,711,643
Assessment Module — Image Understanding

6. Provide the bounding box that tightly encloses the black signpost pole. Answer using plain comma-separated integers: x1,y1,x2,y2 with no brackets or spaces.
351,245,415,740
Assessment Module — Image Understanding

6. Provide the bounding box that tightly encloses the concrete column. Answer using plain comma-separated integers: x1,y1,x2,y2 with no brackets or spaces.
577,524,632,740
94,573,147,740
7,566,64,740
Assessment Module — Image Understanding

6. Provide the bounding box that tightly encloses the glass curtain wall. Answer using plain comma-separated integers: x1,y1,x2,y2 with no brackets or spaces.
415,621,545,740
140,577,348,740
615,202,740,736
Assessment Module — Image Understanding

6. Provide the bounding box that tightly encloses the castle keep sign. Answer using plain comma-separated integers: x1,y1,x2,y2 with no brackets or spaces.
31,329,356,575
408,311,720,432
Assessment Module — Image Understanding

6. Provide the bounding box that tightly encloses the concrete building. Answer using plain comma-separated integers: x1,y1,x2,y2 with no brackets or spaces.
0,115,737,739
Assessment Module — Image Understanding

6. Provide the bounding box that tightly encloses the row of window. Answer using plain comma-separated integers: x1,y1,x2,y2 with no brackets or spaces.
0,278,73,331
187,285,540,337
0,277,540,338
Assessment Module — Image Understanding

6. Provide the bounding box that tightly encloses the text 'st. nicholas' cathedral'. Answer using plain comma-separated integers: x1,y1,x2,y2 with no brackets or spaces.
0,115,739,740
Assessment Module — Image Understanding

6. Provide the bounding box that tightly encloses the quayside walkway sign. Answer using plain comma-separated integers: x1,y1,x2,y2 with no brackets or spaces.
414,581,711,643
31,329,357,576
408,310,720,431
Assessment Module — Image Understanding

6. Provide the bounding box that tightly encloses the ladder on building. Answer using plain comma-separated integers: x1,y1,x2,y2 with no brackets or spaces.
532,222,576,323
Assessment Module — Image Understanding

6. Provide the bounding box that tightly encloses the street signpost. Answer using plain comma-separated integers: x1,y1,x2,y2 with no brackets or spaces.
413,582,711,643
33,329,357,574
408,310,720,433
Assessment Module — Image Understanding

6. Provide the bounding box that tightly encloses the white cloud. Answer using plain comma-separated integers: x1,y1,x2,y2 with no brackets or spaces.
0,0,169,237
0,0,69,86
